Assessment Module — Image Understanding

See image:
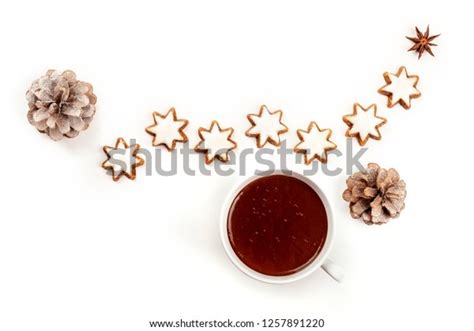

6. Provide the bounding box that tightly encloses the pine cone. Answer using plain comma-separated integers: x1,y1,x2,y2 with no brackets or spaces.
343,163,407,225
26,70,97,141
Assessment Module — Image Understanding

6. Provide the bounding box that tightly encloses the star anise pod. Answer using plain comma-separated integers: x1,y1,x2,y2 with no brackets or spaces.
406,25,440,59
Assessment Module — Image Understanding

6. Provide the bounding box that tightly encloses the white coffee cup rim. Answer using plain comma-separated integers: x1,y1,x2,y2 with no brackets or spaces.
219,170,337,284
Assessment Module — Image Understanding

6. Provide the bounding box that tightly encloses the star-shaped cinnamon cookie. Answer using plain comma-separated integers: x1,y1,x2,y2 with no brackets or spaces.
102,137,145,181
378,66,421,110
194,121,237,164
246,105,288,147
343,103,387,146
145,107,188,151
294,121,337,164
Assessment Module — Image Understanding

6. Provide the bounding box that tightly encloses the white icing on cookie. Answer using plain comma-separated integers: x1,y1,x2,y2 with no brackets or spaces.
343,104,387,146
246,105,288,147
295,122,337,163
379,67,421,109
196,121,237,163
145,108,188,150
102,138,144,181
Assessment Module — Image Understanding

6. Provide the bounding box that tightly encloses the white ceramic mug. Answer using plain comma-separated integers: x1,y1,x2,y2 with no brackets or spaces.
220,170,344,284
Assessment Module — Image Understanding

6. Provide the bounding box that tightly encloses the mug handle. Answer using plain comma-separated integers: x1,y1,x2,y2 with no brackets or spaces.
321,258,344,282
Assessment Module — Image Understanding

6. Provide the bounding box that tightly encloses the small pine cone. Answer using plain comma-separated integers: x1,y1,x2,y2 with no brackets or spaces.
26,70,97,141
342,163,407,225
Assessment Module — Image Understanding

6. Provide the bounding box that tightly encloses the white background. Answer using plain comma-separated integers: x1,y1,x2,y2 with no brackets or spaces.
0,1,473,330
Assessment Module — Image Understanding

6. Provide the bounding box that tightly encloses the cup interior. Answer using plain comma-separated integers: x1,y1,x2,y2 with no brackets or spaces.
220,170,334,284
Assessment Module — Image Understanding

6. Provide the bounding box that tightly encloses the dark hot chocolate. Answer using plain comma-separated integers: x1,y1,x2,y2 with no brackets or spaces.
227,174,328,276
